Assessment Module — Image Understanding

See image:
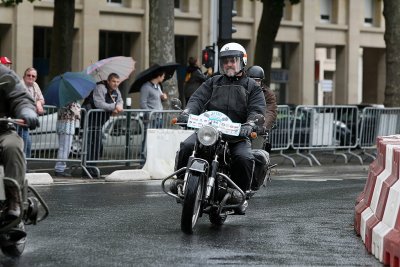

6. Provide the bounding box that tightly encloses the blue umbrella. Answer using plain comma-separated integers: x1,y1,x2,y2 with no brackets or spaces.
44,71,96,107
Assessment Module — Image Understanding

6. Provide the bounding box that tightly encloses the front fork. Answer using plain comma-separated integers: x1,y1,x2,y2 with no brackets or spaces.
204,157,218,200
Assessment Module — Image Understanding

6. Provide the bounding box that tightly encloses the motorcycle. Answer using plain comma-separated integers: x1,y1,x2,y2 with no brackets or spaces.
161,100,275,234
0,118,49,257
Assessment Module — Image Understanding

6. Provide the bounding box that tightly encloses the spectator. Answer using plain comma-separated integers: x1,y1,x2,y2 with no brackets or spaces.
139,69,167,162
54,102,81,177
0,56,12,69
18,67,45,160
140,70,167,114
183,57,208,105
0,64,40,221
84,73,123,177
247,65,277,129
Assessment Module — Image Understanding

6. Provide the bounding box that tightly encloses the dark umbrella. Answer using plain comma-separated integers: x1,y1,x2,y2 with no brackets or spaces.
129,62,179,93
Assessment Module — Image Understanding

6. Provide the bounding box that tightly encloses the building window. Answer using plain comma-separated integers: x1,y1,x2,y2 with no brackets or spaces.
283,0,292,21
99,31,132,59
33,27,52,88
174,0,189,12
107,0,122,3
320,0,332,23
364,0,374,26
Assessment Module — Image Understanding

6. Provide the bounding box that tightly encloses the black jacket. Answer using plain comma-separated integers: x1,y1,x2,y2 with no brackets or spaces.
186,74,266,124
184,67,208,99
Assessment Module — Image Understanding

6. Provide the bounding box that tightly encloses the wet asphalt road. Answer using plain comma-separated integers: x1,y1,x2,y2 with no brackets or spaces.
0,169,383,267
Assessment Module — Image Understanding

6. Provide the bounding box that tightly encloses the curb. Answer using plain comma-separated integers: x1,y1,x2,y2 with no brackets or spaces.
26,173,54,185
105,169,151,182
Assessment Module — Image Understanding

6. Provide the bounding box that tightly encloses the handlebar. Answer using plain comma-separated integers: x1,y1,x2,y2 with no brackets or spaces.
172,117,258,139
0,118,27,127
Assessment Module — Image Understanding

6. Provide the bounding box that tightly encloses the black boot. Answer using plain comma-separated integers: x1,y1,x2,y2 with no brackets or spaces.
170,179,184,194
5,186,21,221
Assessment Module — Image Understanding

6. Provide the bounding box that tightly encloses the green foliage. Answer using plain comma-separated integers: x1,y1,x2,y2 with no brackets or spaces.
1,0,36,7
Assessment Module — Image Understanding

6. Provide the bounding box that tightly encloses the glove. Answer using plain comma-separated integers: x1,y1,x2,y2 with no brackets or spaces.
240,125,253,137
256,125,267,135
177,112,189,123
19,108,40,130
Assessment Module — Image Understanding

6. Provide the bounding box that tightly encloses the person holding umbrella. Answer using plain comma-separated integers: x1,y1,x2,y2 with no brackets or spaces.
43,71,97,178
139,69,168,122
139,68,168,163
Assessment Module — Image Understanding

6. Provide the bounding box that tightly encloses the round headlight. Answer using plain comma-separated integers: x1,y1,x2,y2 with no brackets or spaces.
197,125,218,146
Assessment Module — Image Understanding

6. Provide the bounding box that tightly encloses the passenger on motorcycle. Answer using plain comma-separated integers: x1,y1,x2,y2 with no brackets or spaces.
247,65,277,130
174,42,266,214
0,64,40,221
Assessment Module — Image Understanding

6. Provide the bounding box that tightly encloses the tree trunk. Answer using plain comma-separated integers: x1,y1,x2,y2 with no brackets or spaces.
49,0,75,80
383,0,400,107
254,0,285,86
149,0,178,103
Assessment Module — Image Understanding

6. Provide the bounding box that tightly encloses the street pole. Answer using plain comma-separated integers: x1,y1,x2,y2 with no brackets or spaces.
125,97,132,166
210,0,219,72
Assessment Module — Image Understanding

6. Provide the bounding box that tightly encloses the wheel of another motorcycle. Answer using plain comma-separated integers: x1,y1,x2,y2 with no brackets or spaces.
181,173,203,234
209,209,227,226
1,222,26,257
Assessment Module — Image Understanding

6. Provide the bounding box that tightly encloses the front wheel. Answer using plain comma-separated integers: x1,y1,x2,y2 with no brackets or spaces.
181,173,204,234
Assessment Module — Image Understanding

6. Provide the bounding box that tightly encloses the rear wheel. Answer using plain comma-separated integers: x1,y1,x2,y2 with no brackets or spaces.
181,173,203,234
1,222,26,257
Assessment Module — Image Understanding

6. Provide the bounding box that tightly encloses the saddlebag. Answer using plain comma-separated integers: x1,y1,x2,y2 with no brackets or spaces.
251,149,270,190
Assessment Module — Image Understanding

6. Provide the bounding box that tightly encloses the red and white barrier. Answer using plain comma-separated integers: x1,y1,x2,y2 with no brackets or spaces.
354,135,400,267
354,136,400,235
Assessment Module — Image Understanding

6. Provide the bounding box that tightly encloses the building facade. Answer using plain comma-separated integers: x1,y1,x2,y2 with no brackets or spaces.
0,0,385,107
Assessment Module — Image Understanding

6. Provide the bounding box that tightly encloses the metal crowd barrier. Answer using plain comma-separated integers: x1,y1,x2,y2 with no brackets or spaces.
358,107,400,160
80,109,148,177
269,105,296,166
290,105,360,166
24,105,400,175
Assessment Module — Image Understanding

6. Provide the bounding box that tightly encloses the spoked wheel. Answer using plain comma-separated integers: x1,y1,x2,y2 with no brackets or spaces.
1,222,26,257
181,173,203,234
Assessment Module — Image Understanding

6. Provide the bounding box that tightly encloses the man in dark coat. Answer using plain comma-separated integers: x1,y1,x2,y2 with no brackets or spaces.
0,64,40,220
183,57,209,105
173,43,266,214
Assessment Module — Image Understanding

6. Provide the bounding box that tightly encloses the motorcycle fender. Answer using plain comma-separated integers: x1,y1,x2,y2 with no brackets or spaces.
188,160,207,173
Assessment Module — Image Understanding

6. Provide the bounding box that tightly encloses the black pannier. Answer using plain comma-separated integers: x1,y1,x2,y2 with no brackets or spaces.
251,149,270,190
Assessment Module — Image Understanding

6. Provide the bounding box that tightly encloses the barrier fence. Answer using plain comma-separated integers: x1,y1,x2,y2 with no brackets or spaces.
23,105,400,176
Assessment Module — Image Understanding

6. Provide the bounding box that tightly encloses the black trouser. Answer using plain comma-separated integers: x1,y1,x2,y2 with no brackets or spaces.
176,133,254,191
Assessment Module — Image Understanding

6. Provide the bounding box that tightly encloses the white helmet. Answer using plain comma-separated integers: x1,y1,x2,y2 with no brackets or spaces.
219,42,247,77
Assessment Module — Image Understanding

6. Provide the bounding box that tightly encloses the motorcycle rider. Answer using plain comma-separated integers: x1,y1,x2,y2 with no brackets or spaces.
247,65,277,130
0,64,40,221
174,42,266,214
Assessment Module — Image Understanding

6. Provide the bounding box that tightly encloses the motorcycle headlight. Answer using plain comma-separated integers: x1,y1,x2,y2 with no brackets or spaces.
197,125,218,146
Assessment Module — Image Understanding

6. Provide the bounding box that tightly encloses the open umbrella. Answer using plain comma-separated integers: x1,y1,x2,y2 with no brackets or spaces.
85,56,135,82
129,62,180,93
44,72,96,107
